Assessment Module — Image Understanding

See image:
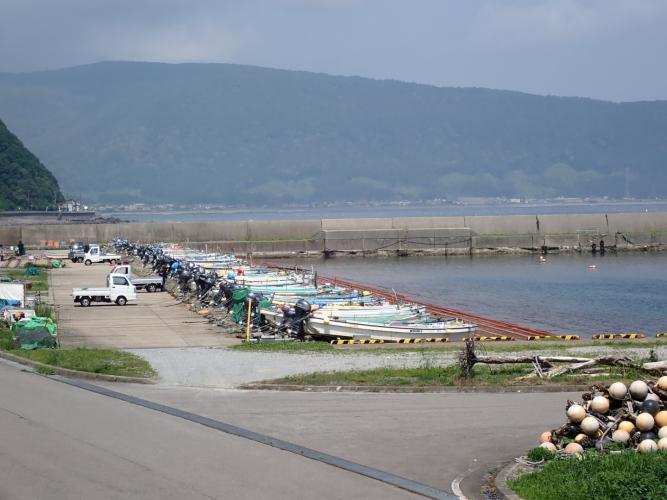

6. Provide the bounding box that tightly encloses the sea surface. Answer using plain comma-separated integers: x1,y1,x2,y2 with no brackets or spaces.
277,252,667,337
104,201,667,223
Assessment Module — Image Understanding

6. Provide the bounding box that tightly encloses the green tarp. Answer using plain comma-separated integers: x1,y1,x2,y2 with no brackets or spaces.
231,288,249,323
11,316,59,349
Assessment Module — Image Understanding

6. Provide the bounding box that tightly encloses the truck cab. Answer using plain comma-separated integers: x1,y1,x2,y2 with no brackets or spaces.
68,242,86,262
110,264,164,292
83,245,122,266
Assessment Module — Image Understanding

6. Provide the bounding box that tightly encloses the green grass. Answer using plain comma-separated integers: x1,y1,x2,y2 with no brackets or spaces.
0,326,14,350
34,303,54,319
0,268,49,292
0,325,155,378
12,348,156,378
230,338,667,355
231,341,337,353
509,451,667,500
266,362,652,387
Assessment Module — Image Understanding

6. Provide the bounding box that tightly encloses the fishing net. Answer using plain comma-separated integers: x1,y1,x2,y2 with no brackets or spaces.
11,316,59,349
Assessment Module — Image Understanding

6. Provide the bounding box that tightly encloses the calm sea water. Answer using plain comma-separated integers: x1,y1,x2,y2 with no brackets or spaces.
277,252,667,337
105,201,667,223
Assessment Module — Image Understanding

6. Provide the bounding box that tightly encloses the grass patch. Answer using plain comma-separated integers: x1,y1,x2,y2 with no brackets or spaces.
509,451,667,500
34,303,54,319
1,325,155,378
230,341,337,353
0,268,49,292
0,326,14,351
230,339,666,356
266,361,652,387
13,348,157,378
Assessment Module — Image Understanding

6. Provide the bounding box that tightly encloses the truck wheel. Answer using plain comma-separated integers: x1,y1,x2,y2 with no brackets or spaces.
77,257,83,263
146,284,156,293
80,297,91,307
84,259,92,266
116,296,127,306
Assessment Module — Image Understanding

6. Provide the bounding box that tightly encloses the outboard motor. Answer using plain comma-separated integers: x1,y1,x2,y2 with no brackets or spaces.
221,282,237,311
178,267,193,293
292,299,312,340
198,271,217,300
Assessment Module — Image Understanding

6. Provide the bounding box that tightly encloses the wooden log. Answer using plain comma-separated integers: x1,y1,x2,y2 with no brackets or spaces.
473,355,590,364
642,360,667,373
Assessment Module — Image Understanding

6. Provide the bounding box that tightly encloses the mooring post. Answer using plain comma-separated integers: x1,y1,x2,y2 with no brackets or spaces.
245,298,252,342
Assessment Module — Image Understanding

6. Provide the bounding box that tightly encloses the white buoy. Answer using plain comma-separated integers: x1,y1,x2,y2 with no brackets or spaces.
659,426,667,439
567,404,586,423
629,380,649,400
638,439,658,453
590,396,610,414
612,429,630,443
636,413,655,432
658,438,667,450
608,382,627,400
564,442,584,455
581,416,600,436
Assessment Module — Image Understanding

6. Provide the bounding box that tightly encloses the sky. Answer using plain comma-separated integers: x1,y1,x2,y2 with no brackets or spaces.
1,0,666,102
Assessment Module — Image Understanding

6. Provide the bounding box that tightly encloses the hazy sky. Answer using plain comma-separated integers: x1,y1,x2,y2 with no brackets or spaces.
1,0,666,101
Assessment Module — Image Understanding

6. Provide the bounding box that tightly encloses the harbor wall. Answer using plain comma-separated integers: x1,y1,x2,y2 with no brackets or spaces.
1,212,665,256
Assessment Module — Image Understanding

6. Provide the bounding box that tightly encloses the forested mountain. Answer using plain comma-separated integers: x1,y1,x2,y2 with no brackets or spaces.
0,61,665,204
0,118,63,210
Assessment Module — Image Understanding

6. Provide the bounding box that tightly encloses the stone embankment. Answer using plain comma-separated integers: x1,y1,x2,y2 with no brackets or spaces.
2,212,665,257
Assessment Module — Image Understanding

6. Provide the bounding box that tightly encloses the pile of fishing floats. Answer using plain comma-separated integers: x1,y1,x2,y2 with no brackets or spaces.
539,376,667,454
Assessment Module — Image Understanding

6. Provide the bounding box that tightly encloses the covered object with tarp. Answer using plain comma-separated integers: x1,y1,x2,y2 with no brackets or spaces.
231,288,250,323
11,316,59,349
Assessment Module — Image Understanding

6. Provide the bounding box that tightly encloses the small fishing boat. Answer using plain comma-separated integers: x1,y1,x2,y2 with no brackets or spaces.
305,316,478,339
261,304,425,324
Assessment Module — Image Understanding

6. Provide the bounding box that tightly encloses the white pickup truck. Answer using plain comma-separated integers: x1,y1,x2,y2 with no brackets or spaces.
83,245,123,266
110,264,164,292
72,274,137,307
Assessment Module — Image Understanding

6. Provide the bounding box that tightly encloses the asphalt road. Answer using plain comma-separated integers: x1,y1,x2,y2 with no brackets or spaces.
0,361,421,500
96,382,578,498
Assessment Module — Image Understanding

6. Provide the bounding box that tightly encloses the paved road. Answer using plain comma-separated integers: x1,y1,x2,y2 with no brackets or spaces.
51,262,234,348
97,382,578,498
0,361,421,500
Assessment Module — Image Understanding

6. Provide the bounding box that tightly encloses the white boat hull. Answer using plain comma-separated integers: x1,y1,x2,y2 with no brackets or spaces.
305,317,478,339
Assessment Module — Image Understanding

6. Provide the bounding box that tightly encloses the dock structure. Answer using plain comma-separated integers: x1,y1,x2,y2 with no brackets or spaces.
317,274,558,340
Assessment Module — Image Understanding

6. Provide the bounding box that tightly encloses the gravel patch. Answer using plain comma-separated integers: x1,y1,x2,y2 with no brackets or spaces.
126,347,457,388
126,345,666,389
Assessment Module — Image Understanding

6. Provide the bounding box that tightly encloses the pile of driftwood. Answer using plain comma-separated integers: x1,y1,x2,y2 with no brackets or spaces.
458,338,667,380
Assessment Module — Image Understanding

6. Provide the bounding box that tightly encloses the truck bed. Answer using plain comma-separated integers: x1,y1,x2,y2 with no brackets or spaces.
72,287,111,296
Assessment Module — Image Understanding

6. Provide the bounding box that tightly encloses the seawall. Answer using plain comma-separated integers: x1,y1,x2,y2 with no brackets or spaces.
1,212,665,257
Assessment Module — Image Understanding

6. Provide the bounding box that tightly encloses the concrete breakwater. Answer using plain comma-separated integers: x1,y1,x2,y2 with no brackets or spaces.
1,212,665,257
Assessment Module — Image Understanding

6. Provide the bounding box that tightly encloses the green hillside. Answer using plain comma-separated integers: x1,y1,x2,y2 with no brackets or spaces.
0,118,63,210
0,61,665,204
